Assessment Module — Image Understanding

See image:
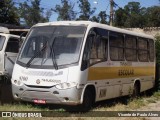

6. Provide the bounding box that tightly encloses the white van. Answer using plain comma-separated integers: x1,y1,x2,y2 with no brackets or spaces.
0,27,21,81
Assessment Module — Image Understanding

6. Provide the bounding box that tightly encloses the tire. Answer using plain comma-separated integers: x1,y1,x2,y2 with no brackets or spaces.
66,89,94,112
80,89,94,112
132,82,140,98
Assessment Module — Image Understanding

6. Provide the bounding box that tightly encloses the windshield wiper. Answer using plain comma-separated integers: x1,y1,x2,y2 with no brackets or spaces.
26,40,48,68
50,37,58,70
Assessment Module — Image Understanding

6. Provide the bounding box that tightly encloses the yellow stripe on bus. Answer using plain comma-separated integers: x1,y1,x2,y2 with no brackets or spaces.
88,66,155,80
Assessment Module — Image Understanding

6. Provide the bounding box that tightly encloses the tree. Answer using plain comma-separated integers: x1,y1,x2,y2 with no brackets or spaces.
91,11,108,24
145,6,160,27
124,2,146,28
53,0,76,20
114,8,127,27
155,34,160,64
114,2,147,28
0,0,20,25
98,11,108,24
77,0,96,20
19,0,51,26
90,16,100,23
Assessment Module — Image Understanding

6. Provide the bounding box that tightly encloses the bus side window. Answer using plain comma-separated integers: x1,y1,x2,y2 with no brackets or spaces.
81,33,94,71
90,28,108,65
149,39,154,62
109,32,124,61
5,37,19,53
138,38,149,62
125,35,137,61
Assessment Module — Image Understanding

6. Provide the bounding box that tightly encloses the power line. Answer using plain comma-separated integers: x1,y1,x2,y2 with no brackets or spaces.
113,1,131,17
105,2,110,12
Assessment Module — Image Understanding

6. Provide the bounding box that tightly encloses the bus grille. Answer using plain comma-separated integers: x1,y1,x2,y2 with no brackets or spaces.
22,71,54,77
21,91,60,102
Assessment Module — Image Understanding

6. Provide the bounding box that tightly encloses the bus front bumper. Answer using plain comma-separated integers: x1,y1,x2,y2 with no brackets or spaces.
12,84,83,105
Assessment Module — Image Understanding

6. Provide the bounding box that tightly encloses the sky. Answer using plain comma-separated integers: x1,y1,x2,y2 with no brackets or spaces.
40,0,160,21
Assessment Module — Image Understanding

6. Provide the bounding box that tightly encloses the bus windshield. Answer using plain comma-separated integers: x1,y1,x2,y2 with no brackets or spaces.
0,35,5,51
17,25,86,68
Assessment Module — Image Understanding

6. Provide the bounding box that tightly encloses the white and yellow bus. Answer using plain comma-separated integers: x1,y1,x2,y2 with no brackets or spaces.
11,21,155,111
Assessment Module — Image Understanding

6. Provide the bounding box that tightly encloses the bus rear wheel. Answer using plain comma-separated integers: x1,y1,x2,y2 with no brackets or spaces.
132,82,140,98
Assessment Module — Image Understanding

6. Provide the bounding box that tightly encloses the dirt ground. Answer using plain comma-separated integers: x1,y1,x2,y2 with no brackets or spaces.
137,100,160,120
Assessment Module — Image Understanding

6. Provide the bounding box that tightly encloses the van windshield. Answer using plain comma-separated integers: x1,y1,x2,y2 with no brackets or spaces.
17,25,86,68
0,35,5,51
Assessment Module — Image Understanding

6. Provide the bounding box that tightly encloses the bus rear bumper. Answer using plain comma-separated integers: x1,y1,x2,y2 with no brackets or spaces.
12,84,83,105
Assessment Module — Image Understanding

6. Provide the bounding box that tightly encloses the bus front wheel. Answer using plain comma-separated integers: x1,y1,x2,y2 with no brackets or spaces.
80,89,94,112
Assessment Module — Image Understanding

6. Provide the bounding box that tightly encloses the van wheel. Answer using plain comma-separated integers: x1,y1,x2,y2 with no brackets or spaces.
132,82,140,98
80,90,93,112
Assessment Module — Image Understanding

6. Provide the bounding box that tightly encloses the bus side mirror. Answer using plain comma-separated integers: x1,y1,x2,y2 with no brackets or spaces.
20,32,27,42
19,32,27,47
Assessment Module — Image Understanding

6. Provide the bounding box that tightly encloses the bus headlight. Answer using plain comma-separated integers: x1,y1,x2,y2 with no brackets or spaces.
12,80,23,86
55,82,77,89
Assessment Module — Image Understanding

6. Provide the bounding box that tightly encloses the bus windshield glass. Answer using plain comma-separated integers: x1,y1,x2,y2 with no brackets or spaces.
0,35,5,51
17,25,86,68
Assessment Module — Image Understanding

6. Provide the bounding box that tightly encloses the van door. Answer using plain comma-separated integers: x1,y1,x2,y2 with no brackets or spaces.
4,37,19,77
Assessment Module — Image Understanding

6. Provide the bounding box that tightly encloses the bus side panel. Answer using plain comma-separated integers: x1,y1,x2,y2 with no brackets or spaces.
67,66,88,102
68,66,88,85
87,61,155,102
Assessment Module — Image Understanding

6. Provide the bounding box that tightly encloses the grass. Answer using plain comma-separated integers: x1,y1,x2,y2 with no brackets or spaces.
0,90,160,120
152,91,160,99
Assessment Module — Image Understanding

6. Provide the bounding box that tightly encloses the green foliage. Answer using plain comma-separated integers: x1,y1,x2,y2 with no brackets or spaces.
114,8,127,27
77,0,96,20
1,0,159,27
53,0,76,21
114,2,160,28
90,16,100,23
153,91,160,99
0,0,20,25
155,34,160,64
91,11,108,24
19,0,51,26
114,2,146,28
128,98,146,109
145,6,160,27
98,11,108,24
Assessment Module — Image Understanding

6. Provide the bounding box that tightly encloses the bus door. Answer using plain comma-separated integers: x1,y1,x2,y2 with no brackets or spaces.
4,37,19,77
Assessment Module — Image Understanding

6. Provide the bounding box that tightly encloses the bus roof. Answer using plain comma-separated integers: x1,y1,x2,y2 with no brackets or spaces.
34,21,154,40
0,33,20,38
0,27,10,34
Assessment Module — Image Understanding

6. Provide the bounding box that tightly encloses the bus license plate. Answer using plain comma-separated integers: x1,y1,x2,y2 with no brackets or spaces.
34,99,46,104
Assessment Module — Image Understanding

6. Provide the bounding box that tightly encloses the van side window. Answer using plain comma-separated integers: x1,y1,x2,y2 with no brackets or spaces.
90,28,108,65
109,32,124,61
5,37,19,53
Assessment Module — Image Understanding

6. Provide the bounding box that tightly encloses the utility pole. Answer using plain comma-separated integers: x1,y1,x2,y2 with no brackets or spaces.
110,0,114,26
